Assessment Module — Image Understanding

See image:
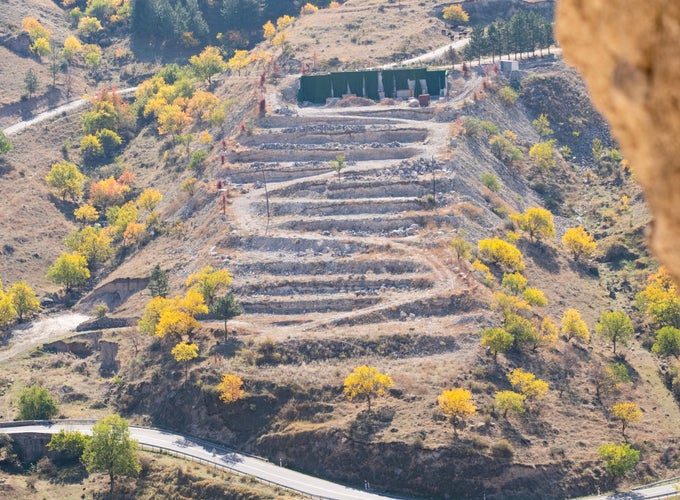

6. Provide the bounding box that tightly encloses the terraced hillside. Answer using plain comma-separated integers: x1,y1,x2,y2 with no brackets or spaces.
212,82,494,338
7,46,680,497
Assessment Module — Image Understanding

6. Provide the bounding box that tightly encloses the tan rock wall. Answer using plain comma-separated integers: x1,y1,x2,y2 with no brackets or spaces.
556,1,680,282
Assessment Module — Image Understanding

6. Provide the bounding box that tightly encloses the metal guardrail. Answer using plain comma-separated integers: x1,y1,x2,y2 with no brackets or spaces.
632,474,680,491
0,419,372,500
0,419,266,460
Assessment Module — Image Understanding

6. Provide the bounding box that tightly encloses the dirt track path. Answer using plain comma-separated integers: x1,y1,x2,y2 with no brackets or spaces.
225,72,487,332
0,312,90,363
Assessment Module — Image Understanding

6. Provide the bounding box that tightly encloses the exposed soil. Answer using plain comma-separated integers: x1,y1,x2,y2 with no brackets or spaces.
1,1,679,499
0,312,89,363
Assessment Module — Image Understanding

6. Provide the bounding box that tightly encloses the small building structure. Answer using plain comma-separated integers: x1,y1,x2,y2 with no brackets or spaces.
500,60,519,74
298,68,447,104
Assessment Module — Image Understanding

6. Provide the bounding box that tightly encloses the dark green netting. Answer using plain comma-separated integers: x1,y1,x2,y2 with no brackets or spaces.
299,69,447,103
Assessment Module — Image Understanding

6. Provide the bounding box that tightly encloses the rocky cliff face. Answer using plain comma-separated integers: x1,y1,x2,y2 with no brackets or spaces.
556,1,680,282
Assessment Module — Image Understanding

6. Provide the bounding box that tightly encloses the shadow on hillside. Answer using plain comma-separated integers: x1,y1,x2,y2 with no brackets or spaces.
48,463,88,484
209,338,243,359
495,420,531,448
612,354,641,384
0,161,13,177
129,37,198,65
18,86,64,121
349,406,395,442
524,242,561,273
568,259,600,278
48,193,79,221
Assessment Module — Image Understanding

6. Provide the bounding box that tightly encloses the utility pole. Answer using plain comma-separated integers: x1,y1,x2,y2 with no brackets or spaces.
431,155,436,202
261,166,271,235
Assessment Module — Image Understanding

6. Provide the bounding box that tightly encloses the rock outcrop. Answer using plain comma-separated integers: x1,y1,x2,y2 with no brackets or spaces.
99,340,119,375
556,1,680,282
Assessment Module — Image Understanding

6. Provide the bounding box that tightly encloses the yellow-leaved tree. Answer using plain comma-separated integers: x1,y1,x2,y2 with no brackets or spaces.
562,226,597,262
106,202,139,240
137,296,170,336
186,266,232,308
138,290,208,340
300,2,319,15
561,308,590,342
189,46,226,85
523,287,548,307
610,402,642,439
276,15,295,29
136,188,162,213
0,282,17,328
538,317,559,347
62,36,83,63
171,342,198,381
186,90,220,123
343,365,393,412
218,374,245,403
8,280,41,321
74,204,99,224
262,20,276,39
501,272,527,295
46,161,86,201
480,327,514,363
510,207,555,242
442,5,469,23
507,368,549,404
491,292,530,321
478,238,524,272
635,267,680,328
65,226,113,269
46,253,91,292
494,390,526,418
529,140,557,171
272,30,289,49
157,104,191,140
438,387,476,436
227,50,251,76
122,222,145,247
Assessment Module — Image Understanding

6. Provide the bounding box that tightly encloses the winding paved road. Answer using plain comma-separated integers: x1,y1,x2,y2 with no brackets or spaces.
0,420,393,499
576,482,680,500
2,87,137,136
4,421,679,499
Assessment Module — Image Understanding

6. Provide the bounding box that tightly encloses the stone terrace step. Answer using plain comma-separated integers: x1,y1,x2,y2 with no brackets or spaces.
220,235,387,256
256,115,399,128
241,295,381,314
275,214,427,236
230,258,427,276
237,127,428,147
227,145,422,163
233,273,434,296
268,179,436,200
259,197,425,217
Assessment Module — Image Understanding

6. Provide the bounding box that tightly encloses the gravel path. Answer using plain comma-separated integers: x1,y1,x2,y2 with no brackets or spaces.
0,312,90,362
